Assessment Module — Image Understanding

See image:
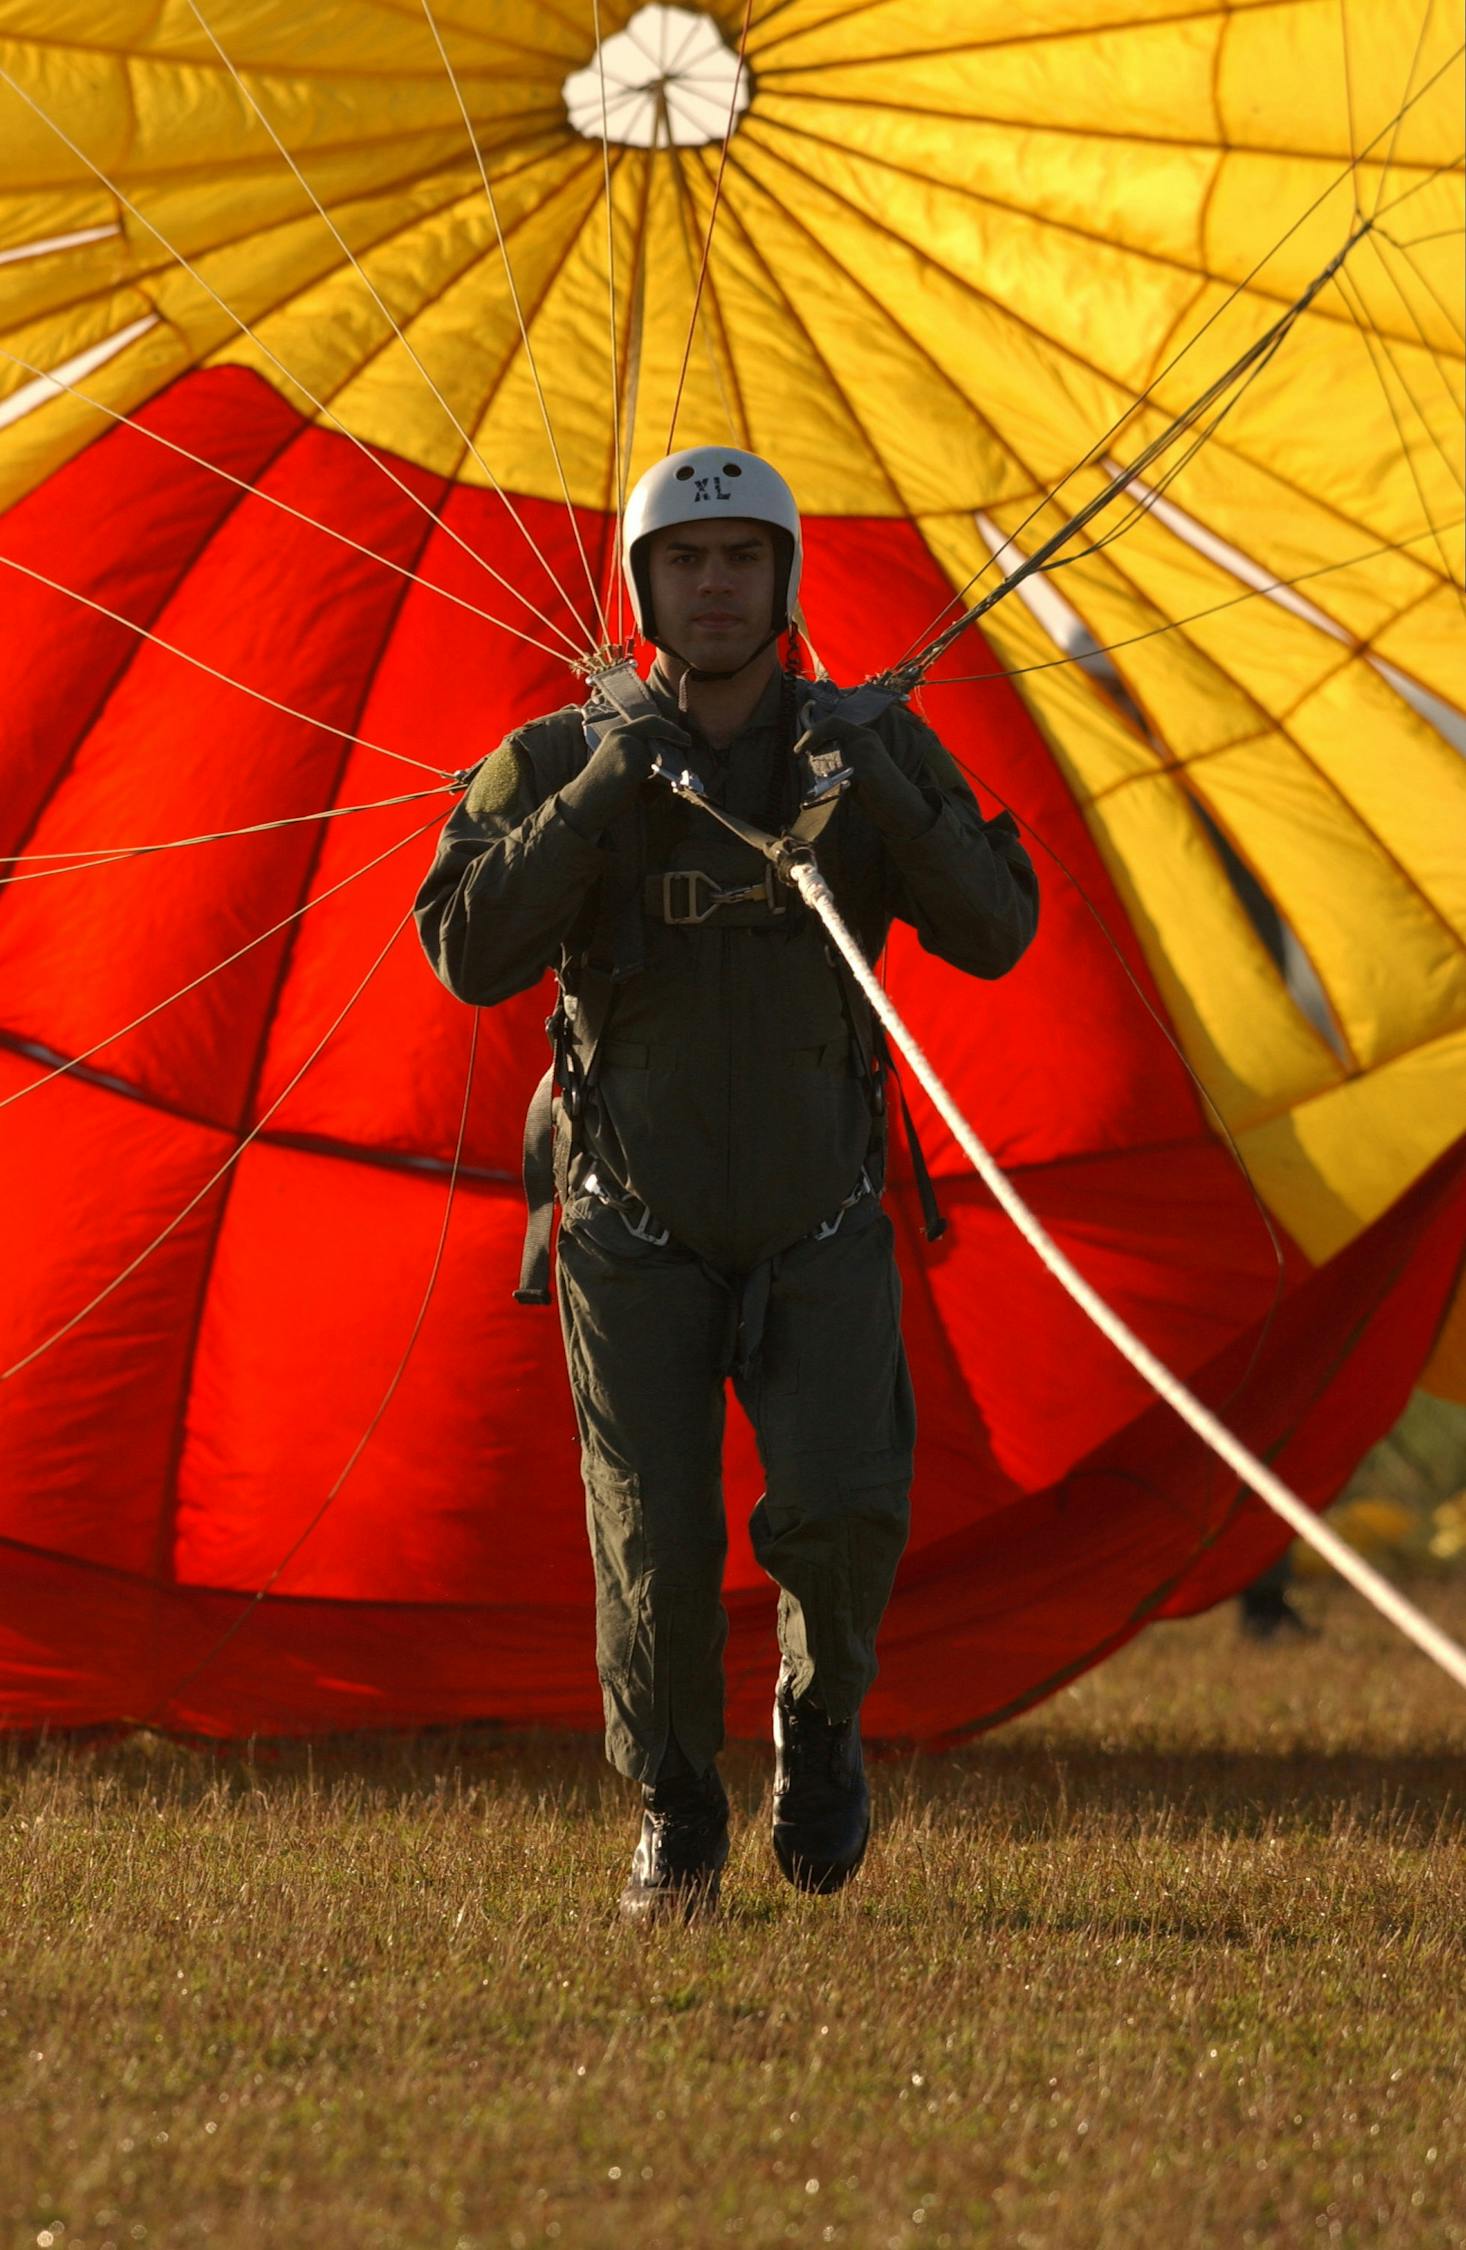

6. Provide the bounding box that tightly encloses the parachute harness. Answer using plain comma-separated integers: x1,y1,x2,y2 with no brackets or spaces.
510,656,912,1305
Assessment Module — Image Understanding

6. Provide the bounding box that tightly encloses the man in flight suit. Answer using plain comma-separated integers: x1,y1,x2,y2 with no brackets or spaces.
415,447,1037,1919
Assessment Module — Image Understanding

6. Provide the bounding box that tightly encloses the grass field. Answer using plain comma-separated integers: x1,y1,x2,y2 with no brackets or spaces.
6,1576,1466,2250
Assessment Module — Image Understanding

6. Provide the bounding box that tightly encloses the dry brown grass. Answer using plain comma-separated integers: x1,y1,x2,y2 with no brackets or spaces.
5,1577,1466,2250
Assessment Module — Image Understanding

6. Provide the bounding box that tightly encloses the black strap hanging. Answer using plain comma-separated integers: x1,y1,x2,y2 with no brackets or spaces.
873,1023,948,1244
513,1059,558,1305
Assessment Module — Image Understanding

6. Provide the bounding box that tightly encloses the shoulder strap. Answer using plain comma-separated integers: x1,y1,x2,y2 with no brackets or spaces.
797,677,906,730
582,661,661,982
581,657,663,744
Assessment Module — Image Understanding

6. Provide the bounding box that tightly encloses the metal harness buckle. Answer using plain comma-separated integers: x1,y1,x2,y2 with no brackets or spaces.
810,1167,876,1243
620,1203,671,1247
661,866,782,925
581,1170,672,1248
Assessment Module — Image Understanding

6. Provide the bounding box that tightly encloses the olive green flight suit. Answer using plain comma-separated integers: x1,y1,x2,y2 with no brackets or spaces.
415,665,1037,1780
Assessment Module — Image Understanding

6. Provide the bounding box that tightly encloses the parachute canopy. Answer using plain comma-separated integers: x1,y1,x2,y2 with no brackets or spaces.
0,0,1462,1738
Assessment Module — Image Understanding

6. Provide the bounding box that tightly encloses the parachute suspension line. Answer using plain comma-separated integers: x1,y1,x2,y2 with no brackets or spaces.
1337,0,1365,224
891,225,1380,689
1373,147,1466,223
0,553,457,777
914,517,1465,690
1033,326,1295,582
1367,0,1439,221
134,1006,482,1727
664,0,756,455
1374,227,1466,346
0,885,433,1385
790,859,1466,1699
179,0,602,658
419,0,613,653
0,787,456,886
1331,263,1466,612
590,0,630,648
0,67,593,668
667,140,743,444
1336,260,1466,545
1384,224,1466,251
619,144,655,497
0,343,574,651
889,42,1466,668
920,262,1360,668
0,815,443,1120
1363,228,1466,402
1333,56,1466,463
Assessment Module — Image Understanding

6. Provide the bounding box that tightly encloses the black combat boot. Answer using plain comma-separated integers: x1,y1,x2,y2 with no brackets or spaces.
771,1664,870,1894
618,1749,730,1924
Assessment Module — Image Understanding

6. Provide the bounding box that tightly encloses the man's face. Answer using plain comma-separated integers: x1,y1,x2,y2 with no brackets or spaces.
644,518,776,670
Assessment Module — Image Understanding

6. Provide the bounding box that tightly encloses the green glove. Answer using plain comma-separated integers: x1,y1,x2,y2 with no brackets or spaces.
794,713,934,842
558,712,692,840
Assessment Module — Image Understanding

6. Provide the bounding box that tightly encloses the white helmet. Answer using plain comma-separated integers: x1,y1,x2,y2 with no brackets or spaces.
622,445,802,646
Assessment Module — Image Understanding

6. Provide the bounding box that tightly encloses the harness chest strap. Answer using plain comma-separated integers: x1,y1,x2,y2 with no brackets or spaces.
645,862,787,926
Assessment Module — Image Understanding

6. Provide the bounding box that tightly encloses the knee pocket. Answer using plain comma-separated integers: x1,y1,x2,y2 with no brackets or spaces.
583,1459,643,1682
583,1458,726,1683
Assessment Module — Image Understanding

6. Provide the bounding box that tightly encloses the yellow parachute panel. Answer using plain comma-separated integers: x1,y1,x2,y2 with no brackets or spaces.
0,0,1462,1269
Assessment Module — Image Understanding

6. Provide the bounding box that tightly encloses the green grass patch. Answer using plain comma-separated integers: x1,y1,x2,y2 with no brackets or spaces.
6,1578,1466,2248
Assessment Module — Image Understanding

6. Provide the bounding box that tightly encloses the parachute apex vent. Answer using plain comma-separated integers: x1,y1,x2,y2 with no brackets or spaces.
563,4,752,150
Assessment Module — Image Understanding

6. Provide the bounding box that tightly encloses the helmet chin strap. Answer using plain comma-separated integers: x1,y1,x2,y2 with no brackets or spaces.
657,623,786,708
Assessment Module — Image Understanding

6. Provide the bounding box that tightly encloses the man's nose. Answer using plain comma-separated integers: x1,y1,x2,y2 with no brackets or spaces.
697,555,733,592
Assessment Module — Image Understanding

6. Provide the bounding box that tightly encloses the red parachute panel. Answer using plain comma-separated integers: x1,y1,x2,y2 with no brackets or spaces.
1,370,1461,1739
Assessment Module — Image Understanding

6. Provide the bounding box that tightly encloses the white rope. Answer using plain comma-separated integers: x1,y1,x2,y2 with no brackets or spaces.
791,861,1466,1697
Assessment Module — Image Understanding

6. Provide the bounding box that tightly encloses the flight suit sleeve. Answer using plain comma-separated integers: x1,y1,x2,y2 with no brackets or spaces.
413,716,609,1006
871,702,1039,978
